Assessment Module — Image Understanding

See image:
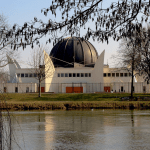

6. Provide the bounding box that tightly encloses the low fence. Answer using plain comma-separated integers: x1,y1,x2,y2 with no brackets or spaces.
0,82,149,93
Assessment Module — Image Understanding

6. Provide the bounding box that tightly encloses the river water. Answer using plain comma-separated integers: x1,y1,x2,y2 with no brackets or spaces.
3,109,150,150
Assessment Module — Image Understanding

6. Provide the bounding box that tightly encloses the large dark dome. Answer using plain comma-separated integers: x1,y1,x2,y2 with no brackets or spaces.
50,37,98,68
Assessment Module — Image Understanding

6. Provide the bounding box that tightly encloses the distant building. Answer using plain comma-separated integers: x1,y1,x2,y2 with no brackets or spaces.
0,37,148,93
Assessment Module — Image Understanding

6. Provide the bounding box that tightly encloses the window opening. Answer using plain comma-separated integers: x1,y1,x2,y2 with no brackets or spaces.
116,73,119,77
108,73,111,77
15,87,18,93
69,73,72,77
120,73,123,77
85,73,88,77
25,73,28,77
103,73,106,77
65,73,68,77
121,86,123,92
81,73,84,77
73,73,76,77
21,73,24,77
29,73,33,77
77,73,80,77
112,73,115,77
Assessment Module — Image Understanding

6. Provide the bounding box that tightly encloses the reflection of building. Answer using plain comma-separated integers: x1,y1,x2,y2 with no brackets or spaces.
0,37,149,93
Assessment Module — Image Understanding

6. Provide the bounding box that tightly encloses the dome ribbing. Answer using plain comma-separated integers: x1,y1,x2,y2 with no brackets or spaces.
50,37,98,68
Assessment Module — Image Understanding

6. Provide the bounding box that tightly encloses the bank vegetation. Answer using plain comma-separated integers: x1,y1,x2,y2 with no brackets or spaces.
1,93,150,110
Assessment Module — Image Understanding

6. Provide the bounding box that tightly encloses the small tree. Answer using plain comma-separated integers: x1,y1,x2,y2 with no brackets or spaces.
28,46,54,97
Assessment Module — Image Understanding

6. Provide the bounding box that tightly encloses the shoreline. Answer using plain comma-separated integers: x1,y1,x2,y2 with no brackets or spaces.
1,93,150,110
1,101,150,110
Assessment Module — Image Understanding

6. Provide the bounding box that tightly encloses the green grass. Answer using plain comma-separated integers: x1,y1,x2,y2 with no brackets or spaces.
1,93,150,110
1,92,150,103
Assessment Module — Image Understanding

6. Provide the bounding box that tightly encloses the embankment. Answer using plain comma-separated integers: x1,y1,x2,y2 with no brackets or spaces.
1,101,150,110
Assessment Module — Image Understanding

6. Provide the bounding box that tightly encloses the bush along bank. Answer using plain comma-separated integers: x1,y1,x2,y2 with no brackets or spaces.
1,101,150,110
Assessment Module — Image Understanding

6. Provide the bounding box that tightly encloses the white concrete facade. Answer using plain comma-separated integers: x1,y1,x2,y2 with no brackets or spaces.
0,50,149,94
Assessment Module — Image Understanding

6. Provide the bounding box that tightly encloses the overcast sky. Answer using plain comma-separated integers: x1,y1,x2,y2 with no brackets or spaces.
1,0,119,68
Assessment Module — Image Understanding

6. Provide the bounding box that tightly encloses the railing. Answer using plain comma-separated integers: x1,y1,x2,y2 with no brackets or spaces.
0,82,149,93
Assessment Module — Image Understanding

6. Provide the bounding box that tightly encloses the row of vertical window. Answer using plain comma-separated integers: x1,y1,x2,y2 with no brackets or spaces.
58,73,91,77
103,73,131,77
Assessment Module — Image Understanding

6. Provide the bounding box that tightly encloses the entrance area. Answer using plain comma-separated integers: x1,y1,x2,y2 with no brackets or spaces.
41,87,45,93
26,87,29,93
66,87,83,93
104,87,110,92
121,86,124,92
15,87,18,93
4,87,7,93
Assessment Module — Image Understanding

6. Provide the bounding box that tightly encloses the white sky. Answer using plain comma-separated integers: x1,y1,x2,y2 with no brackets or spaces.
0,0,119,68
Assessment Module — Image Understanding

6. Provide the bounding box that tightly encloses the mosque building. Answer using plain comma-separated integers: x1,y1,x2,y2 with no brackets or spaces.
0,37,148,93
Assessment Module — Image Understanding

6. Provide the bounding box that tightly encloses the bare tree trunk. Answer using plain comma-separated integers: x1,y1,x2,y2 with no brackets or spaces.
39,78,41,97
131,60,134,99
0,108,2,150
9,117,11,150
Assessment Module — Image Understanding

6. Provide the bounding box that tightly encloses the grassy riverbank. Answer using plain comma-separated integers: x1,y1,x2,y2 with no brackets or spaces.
1,93,150,110
2,92,150,102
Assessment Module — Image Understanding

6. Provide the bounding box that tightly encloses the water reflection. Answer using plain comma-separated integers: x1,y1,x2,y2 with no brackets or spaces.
3,110,150,150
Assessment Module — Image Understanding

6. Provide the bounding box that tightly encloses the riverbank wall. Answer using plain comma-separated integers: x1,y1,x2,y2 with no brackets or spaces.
1,101,150,110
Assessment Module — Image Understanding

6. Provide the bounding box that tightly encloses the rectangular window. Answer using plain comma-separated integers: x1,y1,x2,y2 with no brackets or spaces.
116,73,119,77
69,73,72,77
73,73,76,77
65,73,68,77
21,73,24,77
81,73,84,77
77,73,80,77
34,73,37,77
89,73,91,77
124,73,128,77
103,73,106,77
108,73,111,77
112,73,115,77
85,73,88,77
58,73,60,77
61,73,64,77
129,73,132,76
17,73,20,77
120,73,123,77
25,73,28,77
29,73,32,77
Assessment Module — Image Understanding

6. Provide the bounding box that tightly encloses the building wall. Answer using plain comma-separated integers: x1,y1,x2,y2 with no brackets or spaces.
4,50,149,94
0,82,149,93
0,83,38,93
16,68,39,83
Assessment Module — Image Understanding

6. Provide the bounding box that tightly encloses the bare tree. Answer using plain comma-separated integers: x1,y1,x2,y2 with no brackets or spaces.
0,0,149,50
112,37,141,98
0,70,9,84
0,14,21,150
136,26,150,84
0,14,19,68
28,46,54,97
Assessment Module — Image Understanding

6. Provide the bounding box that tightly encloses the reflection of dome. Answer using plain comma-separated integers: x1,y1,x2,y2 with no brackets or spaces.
50,37,98,68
